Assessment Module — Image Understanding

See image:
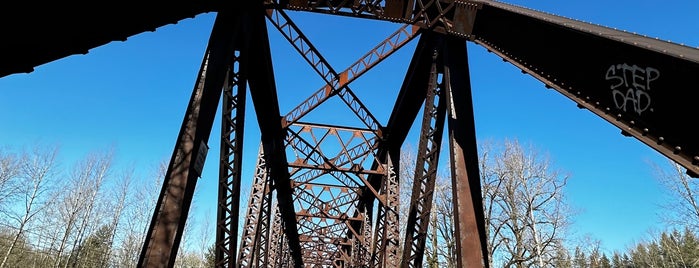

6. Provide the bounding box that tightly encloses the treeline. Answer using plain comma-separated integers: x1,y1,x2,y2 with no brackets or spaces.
0,144,212,268
1,139,697,267
559,227,699,267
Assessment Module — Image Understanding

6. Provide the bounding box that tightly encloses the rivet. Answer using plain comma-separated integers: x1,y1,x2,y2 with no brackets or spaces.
674,146,682,154
658,137,665,144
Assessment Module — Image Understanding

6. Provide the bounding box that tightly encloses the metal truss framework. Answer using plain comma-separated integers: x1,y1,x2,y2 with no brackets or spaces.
113,0,699,268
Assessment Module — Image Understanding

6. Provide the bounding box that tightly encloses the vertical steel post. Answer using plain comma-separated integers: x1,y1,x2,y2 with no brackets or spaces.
370,151,400,268
215,53,247,267
400,35,448,268
444,37,489,268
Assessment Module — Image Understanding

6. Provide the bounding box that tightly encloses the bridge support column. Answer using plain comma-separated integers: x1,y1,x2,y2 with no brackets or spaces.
137,9,242,268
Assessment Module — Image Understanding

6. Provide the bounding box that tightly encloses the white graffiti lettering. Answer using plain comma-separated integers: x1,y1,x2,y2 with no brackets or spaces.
605,63,659,115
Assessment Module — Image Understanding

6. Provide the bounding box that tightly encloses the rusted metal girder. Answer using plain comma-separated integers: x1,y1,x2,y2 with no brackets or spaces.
239,9,405,263
285,122,384,267
370,151,400,268
266,8,388,133
470,0,699,177
346,29,438,268
215,51,247,267
244,3,304,266
443,33,489,268
238,146,275,267
137,9,241,268
263,10,412,266
400,32,448,268
270,0,481,38
266,8,419,129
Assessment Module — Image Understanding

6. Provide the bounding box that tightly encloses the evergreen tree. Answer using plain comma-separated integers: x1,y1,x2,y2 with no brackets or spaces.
680,227,699,264
599,254,611,268
204,243,215,268
621,253,633,268
68,224,112,268
624,228,699,267
572,246,587,267
553,245,572,268
588,248,600,267
611,252,623,268
0,230,32,267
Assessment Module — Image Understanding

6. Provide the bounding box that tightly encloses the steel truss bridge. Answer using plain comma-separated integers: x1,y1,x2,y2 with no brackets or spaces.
2,1,698,267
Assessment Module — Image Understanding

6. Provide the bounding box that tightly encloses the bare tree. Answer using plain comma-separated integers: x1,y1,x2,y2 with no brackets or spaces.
65,151,112,267
197,209,214,267
398,144,417,254
653,160,699,231
431,172,457,267
0,148,20,212
102,168,133,267
479,139,571,267
49,150,112,268
0,145,59,268
398,144,457,267
114,160,166,267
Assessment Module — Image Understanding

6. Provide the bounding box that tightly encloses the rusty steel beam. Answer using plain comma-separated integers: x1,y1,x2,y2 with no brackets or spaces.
284,123,381,266
244,3,305,266
271,0,481,38
347,32,439,245
386,32,439,151
401,32,448,268
137,10,240,268
346,33,438,262
215,54,247,267
238,146,273,267
266,8,384,133
370,152,400,268
271,10,419,128
271,0,410,22
443,35,488,267
268,205,284,266
471,0,699,177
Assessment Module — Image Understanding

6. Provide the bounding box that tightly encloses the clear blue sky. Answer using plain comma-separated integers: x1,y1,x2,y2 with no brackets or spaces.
1,0,697,256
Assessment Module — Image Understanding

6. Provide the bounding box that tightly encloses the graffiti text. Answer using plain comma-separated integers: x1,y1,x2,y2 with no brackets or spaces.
605,63,659,115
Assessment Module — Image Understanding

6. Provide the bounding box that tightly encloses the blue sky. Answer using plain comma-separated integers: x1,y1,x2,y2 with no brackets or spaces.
1,0,698,256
